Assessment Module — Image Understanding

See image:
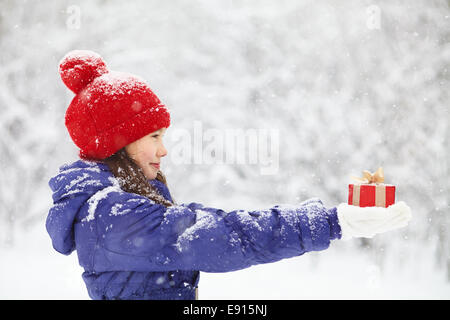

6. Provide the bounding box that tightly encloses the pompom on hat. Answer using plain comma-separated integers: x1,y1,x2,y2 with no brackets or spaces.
59,50,170,160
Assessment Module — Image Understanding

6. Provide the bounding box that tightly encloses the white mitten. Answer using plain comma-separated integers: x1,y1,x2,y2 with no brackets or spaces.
337,201,412,240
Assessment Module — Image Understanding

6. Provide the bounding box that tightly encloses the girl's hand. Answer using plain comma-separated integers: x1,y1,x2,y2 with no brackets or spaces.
337,201,412,240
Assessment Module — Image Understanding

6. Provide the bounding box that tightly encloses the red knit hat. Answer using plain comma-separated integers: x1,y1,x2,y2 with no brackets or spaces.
59,50,171,160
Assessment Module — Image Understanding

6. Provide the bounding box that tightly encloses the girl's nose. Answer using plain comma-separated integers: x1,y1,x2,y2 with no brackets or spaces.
157,144,168,158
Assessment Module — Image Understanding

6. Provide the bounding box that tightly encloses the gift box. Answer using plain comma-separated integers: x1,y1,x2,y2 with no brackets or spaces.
348,167,396,208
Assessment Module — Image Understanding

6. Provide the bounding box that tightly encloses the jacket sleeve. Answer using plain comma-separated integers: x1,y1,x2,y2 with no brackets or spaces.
90,190,341,273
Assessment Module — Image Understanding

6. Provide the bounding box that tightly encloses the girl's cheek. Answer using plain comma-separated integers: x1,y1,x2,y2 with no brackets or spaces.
143,151,155,163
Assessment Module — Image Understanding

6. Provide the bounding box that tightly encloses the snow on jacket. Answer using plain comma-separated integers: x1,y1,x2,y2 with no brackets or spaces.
46,159,342,300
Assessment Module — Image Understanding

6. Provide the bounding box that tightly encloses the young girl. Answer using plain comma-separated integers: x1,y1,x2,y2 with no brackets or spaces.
46,50,412,300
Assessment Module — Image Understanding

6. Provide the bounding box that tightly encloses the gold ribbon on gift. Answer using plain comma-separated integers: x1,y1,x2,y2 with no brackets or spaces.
350,167,386,207
351,167,384,184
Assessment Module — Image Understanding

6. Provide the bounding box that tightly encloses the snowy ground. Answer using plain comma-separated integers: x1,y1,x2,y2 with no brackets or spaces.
1,224,448,300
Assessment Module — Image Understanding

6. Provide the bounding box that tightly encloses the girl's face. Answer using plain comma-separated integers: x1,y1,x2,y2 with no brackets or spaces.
125,127,168,180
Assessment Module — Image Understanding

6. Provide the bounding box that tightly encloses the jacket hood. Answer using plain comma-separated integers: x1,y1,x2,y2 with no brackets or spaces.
46,159,171,255
46,160,116,255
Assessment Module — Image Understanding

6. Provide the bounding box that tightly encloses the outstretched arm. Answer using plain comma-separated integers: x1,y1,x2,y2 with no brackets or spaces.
89,191,341,273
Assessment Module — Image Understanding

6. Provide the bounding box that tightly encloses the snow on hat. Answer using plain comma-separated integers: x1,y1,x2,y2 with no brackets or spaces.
59,50,170,160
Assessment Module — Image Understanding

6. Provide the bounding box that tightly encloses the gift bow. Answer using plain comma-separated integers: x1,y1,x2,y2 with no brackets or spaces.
352,167,384,184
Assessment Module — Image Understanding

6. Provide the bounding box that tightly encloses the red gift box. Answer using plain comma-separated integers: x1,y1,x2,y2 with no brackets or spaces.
348,167,396,208
348,183,395,207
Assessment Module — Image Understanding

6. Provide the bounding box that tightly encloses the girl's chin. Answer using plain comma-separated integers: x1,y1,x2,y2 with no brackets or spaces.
144,167,158,180
145,173,158,180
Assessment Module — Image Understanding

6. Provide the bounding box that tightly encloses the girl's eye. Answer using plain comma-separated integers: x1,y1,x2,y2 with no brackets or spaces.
152,135,159,138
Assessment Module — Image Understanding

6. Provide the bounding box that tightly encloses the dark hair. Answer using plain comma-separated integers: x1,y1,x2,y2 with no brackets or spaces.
102,148,174,207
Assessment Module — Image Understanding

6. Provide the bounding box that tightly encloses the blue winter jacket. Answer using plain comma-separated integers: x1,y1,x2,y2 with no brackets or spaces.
46,159,341,300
